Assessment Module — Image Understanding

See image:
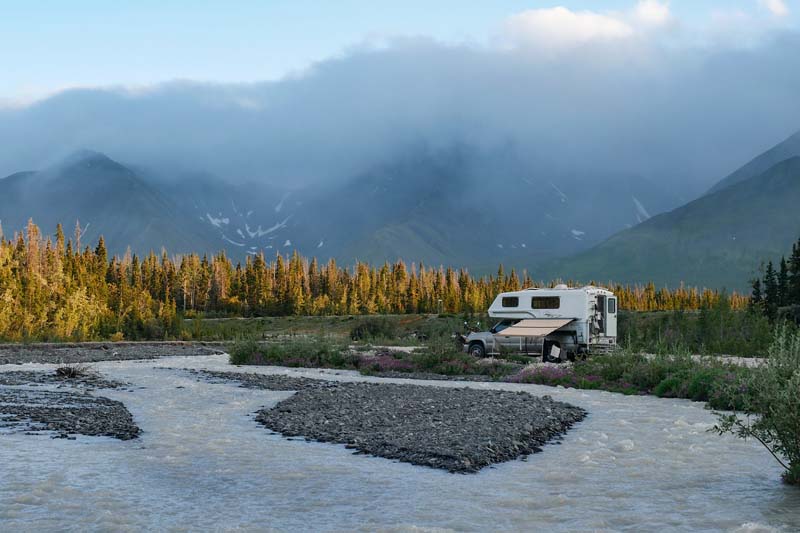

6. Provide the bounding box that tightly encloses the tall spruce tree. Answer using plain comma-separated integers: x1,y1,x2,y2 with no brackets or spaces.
750,277,763,312
763,261,779,321
778,257,790,307
788,239,800,306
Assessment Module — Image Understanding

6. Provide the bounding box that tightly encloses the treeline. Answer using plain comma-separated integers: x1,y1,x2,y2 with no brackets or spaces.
750,236,800,322
0,221,746,341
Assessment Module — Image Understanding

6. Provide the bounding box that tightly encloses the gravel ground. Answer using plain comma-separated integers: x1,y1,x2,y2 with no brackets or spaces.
0,388,140,440
186,369,338,391
364,370,505,382
0,369,127,389
0,342,224,365
198,369,586,473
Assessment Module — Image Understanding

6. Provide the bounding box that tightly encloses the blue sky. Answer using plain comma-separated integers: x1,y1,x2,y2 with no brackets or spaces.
0,1,796,103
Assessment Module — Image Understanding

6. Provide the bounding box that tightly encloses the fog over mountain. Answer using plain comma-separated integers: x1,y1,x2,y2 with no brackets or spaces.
2,29,800,196
2,6,800,281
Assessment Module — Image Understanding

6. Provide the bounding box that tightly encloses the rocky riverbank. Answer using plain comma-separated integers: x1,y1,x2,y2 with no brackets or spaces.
0,366,140,440
0,387,140,440
196,369,586,473
0,369,128,390
0,342,224,365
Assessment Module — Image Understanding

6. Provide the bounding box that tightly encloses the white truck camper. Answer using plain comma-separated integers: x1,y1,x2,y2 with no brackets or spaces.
463,284,617,362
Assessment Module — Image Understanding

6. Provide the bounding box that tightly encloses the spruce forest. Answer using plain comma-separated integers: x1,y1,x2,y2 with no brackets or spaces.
749,237,800,323
0,220,748,342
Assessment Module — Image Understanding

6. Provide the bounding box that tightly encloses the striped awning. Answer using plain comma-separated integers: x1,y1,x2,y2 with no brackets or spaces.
498,318,574,337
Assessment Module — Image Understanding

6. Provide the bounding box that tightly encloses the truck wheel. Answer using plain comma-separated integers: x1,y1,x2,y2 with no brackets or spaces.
468,342,486,358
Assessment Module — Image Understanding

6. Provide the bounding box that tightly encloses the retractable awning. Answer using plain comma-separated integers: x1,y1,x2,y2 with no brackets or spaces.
498,318,574,337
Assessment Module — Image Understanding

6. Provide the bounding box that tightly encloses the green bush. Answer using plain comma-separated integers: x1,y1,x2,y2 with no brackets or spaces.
229,337,354,368
714,326,800,485
229,338,263,365
350,318,398,341
618,301,774,357
652,375,687,398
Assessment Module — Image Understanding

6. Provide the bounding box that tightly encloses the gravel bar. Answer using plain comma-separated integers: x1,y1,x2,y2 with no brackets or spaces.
192,370,586,473
0,342,224,365
0,388,140,440
235,375,588,473
0,370,127,389
186,369,338,391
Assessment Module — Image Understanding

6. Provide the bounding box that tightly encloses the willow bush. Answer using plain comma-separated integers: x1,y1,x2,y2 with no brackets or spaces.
714,325,800,485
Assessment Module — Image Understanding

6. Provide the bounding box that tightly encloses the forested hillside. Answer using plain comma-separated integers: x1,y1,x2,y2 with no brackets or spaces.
0,220,746,342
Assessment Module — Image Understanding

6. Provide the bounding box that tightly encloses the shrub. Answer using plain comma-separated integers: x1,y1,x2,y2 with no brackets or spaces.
55,363,93,379
110,331,125,342
713,326,800,485
229,337,354,368
350,318,398,341
652,375,687,398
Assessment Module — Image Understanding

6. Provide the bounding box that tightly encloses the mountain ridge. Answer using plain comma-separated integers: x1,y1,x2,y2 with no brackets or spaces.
551,155,800,289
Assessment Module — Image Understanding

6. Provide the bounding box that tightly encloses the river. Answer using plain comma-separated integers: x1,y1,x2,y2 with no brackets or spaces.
1,354,799,532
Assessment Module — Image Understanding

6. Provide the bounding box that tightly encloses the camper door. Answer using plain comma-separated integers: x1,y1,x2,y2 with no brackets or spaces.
606,297,617,337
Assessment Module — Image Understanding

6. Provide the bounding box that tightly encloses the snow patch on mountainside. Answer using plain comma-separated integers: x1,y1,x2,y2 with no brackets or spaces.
222,235,245,247
275,192,290,213
245,217,290,238
550,182,568,203
632,196,651,223
571,229,585,240
206,213,230,227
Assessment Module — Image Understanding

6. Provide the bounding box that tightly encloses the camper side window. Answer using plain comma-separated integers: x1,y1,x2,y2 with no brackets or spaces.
608,298,616,314
501,297,519,307
532,297,560,309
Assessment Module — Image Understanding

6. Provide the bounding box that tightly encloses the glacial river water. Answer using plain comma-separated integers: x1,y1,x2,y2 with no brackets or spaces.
1,354,799,532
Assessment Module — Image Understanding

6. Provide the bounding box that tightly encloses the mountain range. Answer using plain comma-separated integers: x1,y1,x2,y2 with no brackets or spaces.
0,146,680,265
554,132,800,289
1,131,799,290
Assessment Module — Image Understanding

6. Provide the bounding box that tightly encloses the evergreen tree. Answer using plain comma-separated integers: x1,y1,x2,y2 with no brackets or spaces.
788,239,800,306
749,277,763,312
763,261,779,321
778,257,789,307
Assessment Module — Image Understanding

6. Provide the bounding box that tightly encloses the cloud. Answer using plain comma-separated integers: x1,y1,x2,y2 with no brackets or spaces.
0,10,798,200
505,7,634,49
634,1,672,26
504,2,674,50
760,0,790,17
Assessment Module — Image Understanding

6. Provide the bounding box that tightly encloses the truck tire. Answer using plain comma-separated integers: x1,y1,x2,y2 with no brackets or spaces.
468,342,486,358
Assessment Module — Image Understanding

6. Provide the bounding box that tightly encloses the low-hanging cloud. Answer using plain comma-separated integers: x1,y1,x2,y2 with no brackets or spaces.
761,0,790,18
0,2,799,196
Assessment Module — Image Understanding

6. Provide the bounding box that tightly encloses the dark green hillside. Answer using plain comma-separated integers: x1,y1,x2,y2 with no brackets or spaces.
554,157,800,289
708,130,800,194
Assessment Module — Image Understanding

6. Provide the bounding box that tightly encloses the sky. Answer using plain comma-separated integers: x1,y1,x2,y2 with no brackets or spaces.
0,0,799,196
0,0,797,104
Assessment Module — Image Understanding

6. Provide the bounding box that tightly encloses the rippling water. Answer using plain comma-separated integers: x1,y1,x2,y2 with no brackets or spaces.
1,355,799,532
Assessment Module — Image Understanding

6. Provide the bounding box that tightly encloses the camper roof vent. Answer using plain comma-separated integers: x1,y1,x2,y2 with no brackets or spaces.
554,283,569,290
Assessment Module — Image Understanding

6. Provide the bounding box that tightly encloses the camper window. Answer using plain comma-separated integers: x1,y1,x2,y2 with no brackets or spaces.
532,296,560,309
501,297,519,307
608,298,616,314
